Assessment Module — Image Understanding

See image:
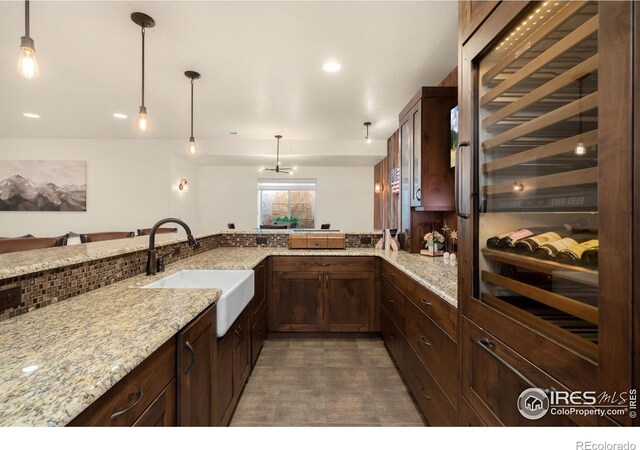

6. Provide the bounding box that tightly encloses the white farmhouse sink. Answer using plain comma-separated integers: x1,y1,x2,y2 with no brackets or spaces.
143,270,255,337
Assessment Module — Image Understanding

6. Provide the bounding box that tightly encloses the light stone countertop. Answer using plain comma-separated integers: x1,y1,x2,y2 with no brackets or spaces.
0,247,457,427
0,230,383,280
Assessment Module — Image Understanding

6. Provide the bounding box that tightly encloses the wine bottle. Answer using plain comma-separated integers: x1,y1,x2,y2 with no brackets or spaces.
532,237,579,259
496,228,550,249
580,246,599,269
514,231,564,254
486,232,510,249
554,239,599,265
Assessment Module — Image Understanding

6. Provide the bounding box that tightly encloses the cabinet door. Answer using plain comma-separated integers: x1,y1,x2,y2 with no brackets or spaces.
216,331,234,426
177,306,215,426
251,260,267,323
270,271,323,331
324,271,374,332
251,303,267,366
399,117,411,251
133,379,176,427
233,308,251,392
380,307,406,375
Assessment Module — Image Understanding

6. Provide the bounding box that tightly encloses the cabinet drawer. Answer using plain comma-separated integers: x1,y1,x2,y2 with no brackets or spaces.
70,338,176,426
307,237,328,249
459,398,486,427
271,256,375,273
380,307,405,375
405,348,457,426
405,300,458,402
382,260,457,339
133,379,176,427
461,317,588,426
381,278,406,335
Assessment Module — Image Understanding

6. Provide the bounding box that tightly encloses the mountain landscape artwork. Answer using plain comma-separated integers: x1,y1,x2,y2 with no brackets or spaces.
0,161,87,212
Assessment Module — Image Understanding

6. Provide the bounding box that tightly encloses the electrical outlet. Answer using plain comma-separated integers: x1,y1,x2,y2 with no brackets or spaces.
0,286,21,313
360,237,372,245
256,237,268,245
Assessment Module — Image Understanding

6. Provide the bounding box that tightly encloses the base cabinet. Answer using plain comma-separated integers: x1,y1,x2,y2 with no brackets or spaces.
270,257,376,332
251,303,267,366
177,306,215,426
215,307,251,426
134,380,176,427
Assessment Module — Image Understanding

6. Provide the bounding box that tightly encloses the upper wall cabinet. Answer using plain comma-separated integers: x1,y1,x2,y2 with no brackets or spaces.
458,0,500,44
457,1,636,426
399,87,458,211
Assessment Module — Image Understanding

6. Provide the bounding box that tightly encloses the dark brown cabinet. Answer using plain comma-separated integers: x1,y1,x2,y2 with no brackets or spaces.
457,0,636,426
269,257,376,332
250,259,268,366
177,305,215,426
379,262,458,426
134,380,176,427
215,306,251,426
251,303,267,366
69,339,176,427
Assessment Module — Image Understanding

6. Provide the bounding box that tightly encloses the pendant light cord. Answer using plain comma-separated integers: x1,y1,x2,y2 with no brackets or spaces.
276,138,280,167
578,77,583,136
190,79,194,138
141,27,145,107
25,0,30,36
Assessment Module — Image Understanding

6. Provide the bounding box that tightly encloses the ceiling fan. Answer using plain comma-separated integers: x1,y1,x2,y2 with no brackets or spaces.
260,135,294,174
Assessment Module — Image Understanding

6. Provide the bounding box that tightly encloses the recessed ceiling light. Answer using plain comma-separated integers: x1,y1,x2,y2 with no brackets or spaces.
323,61,342,73
112,113,128,119
23,112,40,119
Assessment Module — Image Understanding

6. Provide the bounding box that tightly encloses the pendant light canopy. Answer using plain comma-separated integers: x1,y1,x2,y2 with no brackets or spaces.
260,135,295,174
364,121,372,144
185,71,201,155
131,12,155,132
17,0,39,79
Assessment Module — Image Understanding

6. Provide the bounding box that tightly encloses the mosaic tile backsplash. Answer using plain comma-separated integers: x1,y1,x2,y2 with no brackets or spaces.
0,232,379,321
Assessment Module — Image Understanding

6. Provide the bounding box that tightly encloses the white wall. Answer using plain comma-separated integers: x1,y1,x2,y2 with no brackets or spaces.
198,165,374,231
0,139,199,237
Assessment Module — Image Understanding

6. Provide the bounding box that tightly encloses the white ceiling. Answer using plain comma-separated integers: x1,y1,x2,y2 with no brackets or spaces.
0,0,458,146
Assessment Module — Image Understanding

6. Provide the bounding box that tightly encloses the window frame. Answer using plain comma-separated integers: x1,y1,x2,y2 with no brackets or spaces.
257,178,318,228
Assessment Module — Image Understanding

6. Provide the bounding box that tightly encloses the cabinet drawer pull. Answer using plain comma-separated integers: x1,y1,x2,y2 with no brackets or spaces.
478,338,536,389
455,141,470,219
325,274,329,289
386,297,395,304
420,298,431,307
387,271,395,277
389,334,396,341
420,336,431,346
318,263,330,266
318,274,322,289
184,341,196,373
415,188,421,201
314,242,320,247
110,387,144,421
420,387,431,400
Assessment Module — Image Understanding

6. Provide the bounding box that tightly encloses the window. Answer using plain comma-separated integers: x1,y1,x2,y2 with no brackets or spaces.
258,179,317,228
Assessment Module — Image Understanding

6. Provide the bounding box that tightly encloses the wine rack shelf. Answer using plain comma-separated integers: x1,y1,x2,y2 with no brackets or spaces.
483,166,597,195
481,270,598,324
482,248,598,279
481,14,599,106
482,293,598,362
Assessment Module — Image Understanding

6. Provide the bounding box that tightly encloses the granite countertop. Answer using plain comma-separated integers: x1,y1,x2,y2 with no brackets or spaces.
0,230,383,280
0,247,457,427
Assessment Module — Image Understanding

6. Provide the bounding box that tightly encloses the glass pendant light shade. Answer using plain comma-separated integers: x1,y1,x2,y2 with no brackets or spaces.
18,38,38,79
136,106,149,132
189,137,196,155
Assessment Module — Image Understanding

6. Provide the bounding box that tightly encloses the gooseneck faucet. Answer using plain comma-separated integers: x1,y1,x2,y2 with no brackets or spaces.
146,218,199,275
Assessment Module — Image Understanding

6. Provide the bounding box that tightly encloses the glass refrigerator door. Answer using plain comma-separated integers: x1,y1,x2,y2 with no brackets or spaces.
476,1,599,360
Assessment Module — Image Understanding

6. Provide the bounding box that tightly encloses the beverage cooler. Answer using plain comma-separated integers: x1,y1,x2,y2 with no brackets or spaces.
457,1,635,426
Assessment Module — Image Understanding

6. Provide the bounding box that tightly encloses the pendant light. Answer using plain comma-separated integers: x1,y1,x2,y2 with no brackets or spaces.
574,76,586,156
17,0,39,79
131,12,155,132
364,121,372,144
185,71,201,155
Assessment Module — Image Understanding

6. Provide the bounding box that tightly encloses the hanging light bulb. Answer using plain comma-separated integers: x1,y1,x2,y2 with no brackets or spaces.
185,71,201,155
131,13,155,132
364,121,372,143
136,106,149,132
575,142,586,156
513,181,524,192
17,1,39,79
574,76,587,156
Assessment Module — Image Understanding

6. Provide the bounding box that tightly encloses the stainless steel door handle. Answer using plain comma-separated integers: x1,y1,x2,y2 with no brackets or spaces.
456,141,470,219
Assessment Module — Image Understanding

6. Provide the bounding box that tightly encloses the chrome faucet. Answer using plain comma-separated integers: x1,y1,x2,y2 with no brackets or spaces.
146,218,199,275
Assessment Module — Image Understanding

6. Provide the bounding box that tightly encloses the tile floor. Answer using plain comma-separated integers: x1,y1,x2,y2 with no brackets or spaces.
230,338,426,427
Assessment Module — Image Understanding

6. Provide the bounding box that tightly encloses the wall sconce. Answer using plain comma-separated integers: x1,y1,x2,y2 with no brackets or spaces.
374,181,383,193
178,179,189,192
513,181,524,192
